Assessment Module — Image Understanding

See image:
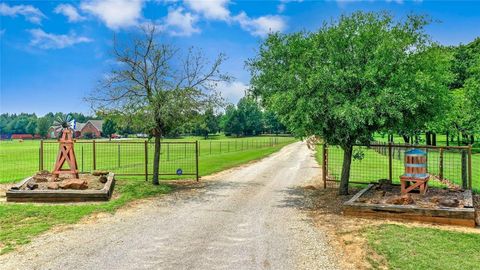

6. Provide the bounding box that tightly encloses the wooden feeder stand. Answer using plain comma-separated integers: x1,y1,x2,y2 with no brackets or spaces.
52,129,79,178
400,148,429,195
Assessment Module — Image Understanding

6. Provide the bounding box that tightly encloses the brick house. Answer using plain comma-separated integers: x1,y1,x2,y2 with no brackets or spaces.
80,120,103,138
47,120,104,139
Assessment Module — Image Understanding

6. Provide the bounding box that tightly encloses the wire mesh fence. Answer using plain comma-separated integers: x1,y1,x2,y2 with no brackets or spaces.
320,142,479,192
41,141,198,180
0,136,293,183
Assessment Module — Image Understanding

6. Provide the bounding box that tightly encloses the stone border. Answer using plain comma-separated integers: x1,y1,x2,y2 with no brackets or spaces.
6,173,115,203
343,184,476,227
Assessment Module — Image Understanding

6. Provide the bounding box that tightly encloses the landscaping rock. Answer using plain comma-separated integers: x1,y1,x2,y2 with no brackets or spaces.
93,171,109,176
47,182,59,190
27,182,39,190
386,194,414,205
439,198,460,207
59,179,88,190
33,176,49,183
99,175,108,184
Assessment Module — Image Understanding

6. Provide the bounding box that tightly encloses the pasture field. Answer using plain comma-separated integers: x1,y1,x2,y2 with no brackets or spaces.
0,135,294,183
0,136,295,254
365,224,480,270
316,144,480,192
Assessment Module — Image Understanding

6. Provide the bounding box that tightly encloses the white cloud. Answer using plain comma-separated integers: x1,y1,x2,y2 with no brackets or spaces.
277,0,303,13
217,81,248,104
28,29,93,49
184,0,230,21
80,0,144,30
0,3,46,24
234,12,286,37
54,4,86,22
164,7,200,36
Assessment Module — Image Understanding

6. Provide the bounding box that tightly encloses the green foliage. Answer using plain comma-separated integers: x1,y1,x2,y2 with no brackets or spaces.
102,119,117,138
221,97,265,136
194,107,220,139
248,12,453,192
36,117,51,138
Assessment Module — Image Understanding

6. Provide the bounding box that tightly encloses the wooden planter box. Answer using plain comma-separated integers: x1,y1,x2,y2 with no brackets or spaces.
344,184,476,227
6,173,115,203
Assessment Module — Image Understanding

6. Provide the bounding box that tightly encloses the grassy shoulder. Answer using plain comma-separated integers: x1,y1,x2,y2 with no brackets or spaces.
365,224,480,270
0,140,294,255
313,144,480,269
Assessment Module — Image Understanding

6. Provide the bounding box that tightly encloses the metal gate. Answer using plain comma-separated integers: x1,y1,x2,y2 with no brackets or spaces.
40,140,199,181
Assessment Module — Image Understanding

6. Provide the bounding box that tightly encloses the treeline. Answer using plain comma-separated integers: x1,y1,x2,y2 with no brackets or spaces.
110,97,288,138
0,112,100,138
388,38,480,146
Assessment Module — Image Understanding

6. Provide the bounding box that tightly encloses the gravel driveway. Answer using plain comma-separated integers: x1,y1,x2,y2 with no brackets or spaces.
0,141,338,270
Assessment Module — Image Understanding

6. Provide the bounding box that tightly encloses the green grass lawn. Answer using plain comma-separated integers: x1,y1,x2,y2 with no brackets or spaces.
374,133,480,149
316,144,480,191
0,137,294,254
0,136,294,183
365,224,480,270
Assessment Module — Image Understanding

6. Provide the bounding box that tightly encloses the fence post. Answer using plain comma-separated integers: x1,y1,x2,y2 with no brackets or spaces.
388,142,392,182
81,145,84,173
117,144,120,168
322,144,327,189
195,141,199,181
144,140,148,182
468,145,472,189
40,139,44,171
439,148,444,180
461,150,468,189
92,140,96,171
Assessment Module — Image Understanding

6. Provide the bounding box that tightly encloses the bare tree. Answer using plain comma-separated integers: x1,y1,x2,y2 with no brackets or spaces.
88,25,230,184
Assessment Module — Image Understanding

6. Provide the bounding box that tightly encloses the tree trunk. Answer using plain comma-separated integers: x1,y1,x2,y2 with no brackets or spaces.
471,135,474,144
426,131,431,145
457,131,461,146
432,133,437,146
402,135,409,144
339,144,353,195
153,134,161,185
446,131,450,146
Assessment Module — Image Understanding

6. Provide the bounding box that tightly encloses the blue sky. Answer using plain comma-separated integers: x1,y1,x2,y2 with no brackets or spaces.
1,0,480,116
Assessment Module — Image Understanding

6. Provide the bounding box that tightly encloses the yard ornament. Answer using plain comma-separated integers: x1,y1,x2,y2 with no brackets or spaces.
52,115,79,178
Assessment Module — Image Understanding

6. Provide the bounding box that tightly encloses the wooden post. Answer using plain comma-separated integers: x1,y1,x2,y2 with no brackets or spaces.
462,150,468,189
81,145,84,172
117,143,120,168
195,141,199,181
439,148,444,180
40,139,44,171
388,142,392,182
144,140,148,182
92,140,96,171
468,145,472,189
322,144,327,189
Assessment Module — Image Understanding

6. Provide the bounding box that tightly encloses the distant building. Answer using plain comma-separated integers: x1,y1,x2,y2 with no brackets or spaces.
47,120,104,139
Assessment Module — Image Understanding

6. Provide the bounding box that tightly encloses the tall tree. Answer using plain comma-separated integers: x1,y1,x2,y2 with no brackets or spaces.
102,119,117,140
248,12,453,194
36,117,51,138
88,25,229,185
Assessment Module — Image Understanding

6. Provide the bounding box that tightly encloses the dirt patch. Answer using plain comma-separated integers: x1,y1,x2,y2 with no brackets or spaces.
358,183,468,209
16,172,107,191
300,180,480,270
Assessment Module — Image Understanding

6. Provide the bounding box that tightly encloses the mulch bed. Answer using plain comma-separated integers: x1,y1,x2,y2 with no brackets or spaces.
357,184,468,209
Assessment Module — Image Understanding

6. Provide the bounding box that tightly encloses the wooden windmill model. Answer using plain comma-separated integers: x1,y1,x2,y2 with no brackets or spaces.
52,115,79,178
